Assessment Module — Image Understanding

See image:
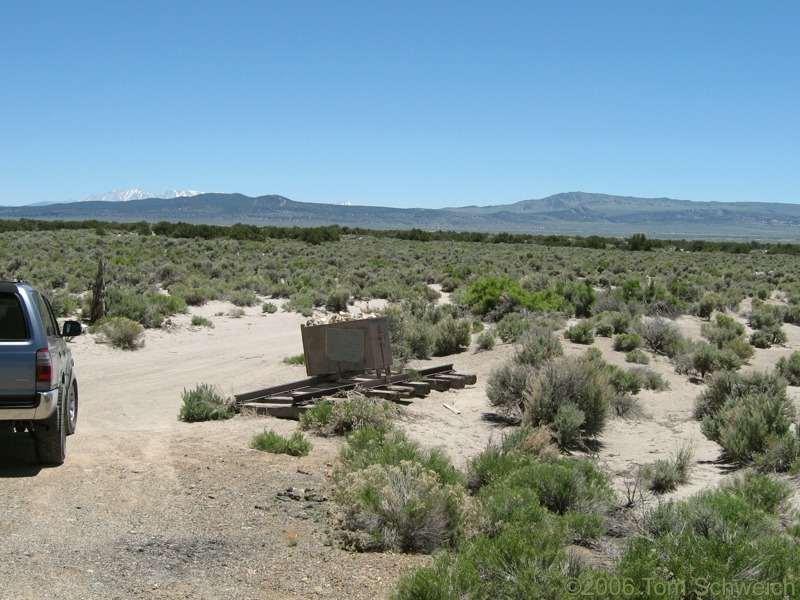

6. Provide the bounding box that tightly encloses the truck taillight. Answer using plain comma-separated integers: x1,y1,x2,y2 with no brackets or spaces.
36,349,53,385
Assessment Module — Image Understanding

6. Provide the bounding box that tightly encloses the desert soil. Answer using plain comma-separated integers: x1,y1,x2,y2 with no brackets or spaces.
1,298,799,600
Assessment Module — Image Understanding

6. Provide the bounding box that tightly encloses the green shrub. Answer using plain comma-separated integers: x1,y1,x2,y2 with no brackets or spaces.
283,353,305,365
514,327,564,367
394,513,571,600
695,370,786,419
609,392,645,419
551,404,585,448
696,292,718,319
609,367,646,395
749,304,784,330
178,383,235,422
702,391,796,467
340,427,462,487
285,293,316,317
251,430,311,456
691,341,743,378
93,316,145,350
640,368,669,391
485,360,532,421
558,280,597,318
227,307,246,318
722,337,755,361
522,356,613,440
606,311,632,334
495,312,532,343
635,317,685,357
701,313,745,347
753,428,800,473
776,351,800,385
463,276,570,317
625,349,650,364
613,332,643,352
261,302,278,314
433,316,471,355
616,476,800,595
333,461,464,553
504,459,614,516
594,320,614,337
299,393,397,437
637,443,694,493
466,446,534,493
190,315,213,327
475,330,495,351
564,320,595,344
325,287,350,312
721,469,792,514
405,321,435,359
228,289,258,307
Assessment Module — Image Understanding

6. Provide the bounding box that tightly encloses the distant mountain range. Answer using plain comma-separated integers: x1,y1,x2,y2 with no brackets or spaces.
2,191,799,241
84,189,203,202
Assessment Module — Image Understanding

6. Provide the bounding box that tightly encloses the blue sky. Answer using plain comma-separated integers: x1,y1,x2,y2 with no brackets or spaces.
1,1,798,208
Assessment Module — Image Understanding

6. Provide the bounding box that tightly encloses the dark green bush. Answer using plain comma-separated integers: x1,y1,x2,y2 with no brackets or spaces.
702,391,796,467
325,287,350,312
299,393,397,437
609,367,646,395
523,356,613,441
564,320,595,344
475,330,495,351
486,360,533,421
616,474,800,596
613,332,643,352
748,304,784,330
625,349,650,364
340,426,462,487
514,327,564,367
333,461,464,553
228,289,258,307
776,351,800,385
495,312,533,343
594,320,614,337
433,316,471,355
695,370,786,419
701,313,745,348
635,317,686,357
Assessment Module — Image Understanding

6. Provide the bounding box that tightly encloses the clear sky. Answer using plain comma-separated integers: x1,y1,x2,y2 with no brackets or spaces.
1,1,798,208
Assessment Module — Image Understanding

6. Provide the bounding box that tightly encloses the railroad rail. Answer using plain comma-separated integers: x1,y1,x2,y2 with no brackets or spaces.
235,364,477,419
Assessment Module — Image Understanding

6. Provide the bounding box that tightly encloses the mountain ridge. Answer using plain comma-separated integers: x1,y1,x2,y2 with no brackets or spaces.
1,192,798,241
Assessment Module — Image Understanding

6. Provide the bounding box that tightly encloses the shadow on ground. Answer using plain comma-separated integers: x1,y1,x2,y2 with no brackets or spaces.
0,431,42,476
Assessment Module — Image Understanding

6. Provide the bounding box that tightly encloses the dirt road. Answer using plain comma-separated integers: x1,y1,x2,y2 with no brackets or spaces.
0,304,429,600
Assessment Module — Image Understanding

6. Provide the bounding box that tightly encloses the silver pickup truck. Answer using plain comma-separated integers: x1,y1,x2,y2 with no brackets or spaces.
0,281,82,465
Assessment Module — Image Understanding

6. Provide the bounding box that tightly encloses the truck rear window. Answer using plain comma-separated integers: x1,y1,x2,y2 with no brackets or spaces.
0,293,28,340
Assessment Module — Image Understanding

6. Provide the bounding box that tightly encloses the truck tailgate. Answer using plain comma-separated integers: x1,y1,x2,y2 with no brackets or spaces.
0,343,37,407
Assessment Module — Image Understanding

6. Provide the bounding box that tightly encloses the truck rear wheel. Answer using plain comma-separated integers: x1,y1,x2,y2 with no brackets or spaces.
66,380,78,436
34,396,67,466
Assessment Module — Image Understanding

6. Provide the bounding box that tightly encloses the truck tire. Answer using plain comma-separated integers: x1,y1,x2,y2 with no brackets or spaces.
65,380,78,436
34,396,67,466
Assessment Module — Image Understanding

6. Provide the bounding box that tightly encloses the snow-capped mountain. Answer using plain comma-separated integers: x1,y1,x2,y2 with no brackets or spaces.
85,188,202,202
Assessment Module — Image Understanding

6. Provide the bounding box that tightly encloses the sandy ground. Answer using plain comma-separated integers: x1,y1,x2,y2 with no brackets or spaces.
1,298,799,599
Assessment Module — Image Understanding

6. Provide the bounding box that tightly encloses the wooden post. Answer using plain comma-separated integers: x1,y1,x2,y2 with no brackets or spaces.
90,260,106,323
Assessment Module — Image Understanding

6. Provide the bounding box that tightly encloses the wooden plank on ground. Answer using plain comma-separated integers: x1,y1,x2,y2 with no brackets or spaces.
422,377,451,392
